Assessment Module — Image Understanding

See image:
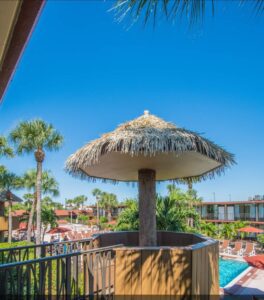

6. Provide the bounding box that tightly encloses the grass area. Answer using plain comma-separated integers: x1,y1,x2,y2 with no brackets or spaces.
0,241,33,248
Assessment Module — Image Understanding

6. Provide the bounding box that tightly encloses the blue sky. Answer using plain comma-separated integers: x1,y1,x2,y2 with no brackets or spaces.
0,1,264,205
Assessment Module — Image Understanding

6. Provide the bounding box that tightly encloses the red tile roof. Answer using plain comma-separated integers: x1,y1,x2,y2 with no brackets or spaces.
54,210,69,217
12,209,27,217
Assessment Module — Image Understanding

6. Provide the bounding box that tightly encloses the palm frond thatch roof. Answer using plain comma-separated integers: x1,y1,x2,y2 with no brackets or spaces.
0,191,23,202
66,111,235,182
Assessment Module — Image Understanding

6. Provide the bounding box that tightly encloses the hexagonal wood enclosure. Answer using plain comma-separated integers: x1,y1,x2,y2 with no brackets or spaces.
93,231,219,296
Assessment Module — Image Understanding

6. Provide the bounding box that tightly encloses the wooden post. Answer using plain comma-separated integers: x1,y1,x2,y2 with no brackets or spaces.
138,169,157,246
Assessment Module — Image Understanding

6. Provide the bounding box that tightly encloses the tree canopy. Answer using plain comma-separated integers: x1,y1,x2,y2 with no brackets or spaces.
65,195,87,209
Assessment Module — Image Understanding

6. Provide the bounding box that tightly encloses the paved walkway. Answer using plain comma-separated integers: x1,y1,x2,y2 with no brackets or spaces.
225,268,264,297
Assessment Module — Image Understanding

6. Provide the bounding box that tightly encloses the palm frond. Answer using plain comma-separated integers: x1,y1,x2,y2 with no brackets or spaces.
10,119,63,154
112,0,263,26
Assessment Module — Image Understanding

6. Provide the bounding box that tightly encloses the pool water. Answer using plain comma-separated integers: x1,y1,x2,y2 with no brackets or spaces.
219,258,249,287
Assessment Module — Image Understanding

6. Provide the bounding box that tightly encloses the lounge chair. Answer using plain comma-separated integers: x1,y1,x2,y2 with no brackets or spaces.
243,242,256,257
220,240,231,254
230,241,243,256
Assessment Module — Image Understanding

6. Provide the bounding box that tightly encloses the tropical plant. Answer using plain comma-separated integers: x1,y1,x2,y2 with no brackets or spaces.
167,184,200,228
257,234,264,250
99,216,108,224
113,0,264,26
0,167,21,242
216,221,249,240
116,199,139,231
78,214,89,225
20,169,60,242
65,195,87,209
99,192,118,222
42,196,63,210
10,120,63,245
199,221,219,239
156,195,185,231
116,186,201,232
92,188,102,225
0,136,13,158
218,223,237,240
41,206,57,241
11,202,27,211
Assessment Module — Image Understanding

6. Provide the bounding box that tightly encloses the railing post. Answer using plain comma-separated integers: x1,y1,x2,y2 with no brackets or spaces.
84,253,89,296
40,244,46,258
65,256,72,299
88,252,94,297
39,260,46,296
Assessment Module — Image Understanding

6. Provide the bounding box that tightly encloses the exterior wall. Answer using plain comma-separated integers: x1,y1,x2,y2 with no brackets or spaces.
196,200,264,227
0,202,8,233
0,216,8,231
90,205,126,219
104,232,220,297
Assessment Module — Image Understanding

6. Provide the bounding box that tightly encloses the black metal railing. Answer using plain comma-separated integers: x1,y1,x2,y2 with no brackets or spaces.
0,238,92,264
201,213,258,222
0,244,122,298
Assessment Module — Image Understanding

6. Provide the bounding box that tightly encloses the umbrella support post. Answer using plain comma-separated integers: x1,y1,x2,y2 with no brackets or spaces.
138,169,157,247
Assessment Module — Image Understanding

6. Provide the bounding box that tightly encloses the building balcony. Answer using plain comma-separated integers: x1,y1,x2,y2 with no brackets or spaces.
201,213,261,222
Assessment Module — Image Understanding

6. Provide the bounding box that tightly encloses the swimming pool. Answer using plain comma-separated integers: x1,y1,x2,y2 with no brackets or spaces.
219,257,249,287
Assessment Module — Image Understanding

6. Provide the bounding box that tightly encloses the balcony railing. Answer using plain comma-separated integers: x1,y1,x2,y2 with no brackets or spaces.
0,238,92,264
0,244,121,297
201,213,258,221
0,232,219,297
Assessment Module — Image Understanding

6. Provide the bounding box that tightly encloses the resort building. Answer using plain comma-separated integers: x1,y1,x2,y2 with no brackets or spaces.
196,199,264,228
89,204,127,219
0,192,24,240
0,198,8,241
54,209,93,223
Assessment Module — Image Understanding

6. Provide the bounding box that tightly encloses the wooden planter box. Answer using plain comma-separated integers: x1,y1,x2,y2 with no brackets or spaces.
93,231,219,296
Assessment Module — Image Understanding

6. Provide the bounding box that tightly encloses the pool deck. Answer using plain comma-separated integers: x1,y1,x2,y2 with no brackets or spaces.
224,267,264,296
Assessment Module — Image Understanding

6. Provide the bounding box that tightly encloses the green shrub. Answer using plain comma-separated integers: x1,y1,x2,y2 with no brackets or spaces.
257,234,264,244
0,241,33,249
99,216,108,224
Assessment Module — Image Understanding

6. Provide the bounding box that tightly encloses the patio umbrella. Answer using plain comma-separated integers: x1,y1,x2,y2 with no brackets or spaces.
238,227,264,234
66,111,235,246
47,227,71,234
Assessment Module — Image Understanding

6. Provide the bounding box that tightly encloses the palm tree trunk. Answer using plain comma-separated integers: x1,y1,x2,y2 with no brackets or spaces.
27,195,36,242
96,197,99,227
138,169,157,247
36,160,42,246
187,180,194,227
34,149,44,250
8,198,12,243
107,208,112,222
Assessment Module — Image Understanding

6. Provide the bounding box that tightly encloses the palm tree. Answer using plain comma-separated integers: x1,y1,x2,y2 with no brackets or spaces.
113,0,263,25
10,120,63,245
0,136,13,158
156,195,186,231
20,169,60,242
41,206,57,241
92,188,102,226
99,192,118,222
66,195,87,209
0,167,21,242
42,196,63,210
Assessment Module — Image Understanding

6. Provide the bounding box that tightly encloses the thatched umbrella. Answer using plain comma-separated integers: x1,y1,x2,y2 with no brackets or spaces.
66,111,235,246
